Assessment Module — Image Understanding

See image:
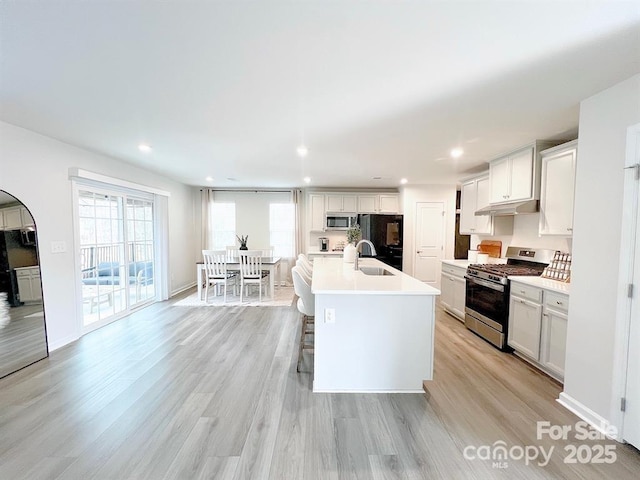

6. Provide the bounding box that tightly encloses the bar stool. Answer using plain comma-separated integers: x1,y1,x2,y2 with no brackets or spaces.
292,266,314,372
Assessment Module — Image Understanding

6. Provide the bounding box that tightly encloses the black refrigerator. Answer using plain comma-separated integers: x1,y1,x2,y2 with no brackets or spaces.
0,230,38,306
357,214,404,271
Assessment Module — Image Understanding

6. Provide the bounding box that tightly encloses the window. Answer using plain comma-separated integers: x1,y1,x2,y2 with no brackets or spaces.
209,202,236,249
269,203,295,257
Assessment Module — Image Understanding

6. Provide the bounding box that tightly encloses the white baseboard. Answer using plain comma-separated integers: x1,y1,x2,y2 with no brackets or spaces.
170,282,196,297
47,333,80,352
557,392,620,442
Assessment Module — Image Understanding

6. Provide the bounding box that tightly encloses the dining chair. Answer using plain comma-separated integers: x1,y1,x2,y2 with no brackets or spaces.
292,266,314,372
202,250,237,303
260,246,275,258
226,245,239,259
239,250,269,302
298,253,313,270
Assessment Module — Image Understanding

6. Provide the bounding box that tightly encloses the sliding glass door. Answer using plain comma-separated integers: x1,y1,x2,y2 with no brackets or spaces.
78,188,155,330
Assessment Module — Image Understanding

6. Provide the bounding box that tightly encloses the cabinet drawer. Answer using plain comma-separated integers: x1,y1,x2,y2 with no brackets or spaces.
510,282,542,303
544,291,569,313
441,264,466,278
15,269,32,278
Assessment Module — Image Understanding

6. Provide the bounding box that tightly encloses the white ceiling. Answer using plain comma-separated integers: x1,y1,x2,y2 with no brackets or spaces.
1,1,639,188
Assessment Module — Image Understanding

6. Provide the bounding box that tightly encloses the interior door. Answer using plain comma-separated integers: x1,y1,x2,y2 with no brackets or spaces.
413,202,444,286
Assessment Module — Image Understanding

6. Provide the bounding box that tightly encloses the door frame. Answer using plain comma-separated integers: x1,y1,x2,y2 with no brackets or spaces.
611,122,640,441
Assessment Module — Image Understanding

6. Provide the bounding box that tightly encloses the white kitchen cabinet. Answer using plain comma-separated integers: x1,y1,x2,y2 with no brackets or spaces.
357,194,377,213
16,267,42,303
357,194,400,214
326,194,357,213
508,280,569,382
20,207,35,227
540,291,569,379
508,292,543,359
539,140,577,236
440,263,466,321
460,175,513,235
489,147,534,204
308,194,326,232
378,194,400,213
2,207,23,230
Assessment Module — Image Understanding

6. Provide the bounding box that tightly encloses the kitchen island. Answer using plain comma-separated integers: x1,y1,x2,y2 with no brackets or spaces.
311,257,440,392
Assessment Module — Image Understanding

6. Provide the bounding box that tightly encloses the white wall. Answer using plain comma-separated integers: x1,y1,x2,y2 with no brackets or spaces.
0,121,198,350
563,74,640,422
472,214,572,257
401,185,457,282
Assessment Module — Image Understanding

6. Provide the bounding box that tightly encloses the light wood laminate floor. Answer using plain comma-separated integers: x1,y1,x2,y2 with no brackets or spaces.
0,292,638,479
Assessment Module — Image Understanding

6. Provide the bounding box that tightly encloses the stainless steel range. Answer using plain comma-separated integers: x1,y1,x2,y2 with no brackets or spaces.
464,246,556,350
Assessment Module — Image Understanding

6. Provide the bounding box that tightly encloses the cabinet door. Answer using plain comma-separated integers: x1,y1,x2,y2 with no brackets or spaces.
16,274,33,302
0,211,4,230
309,194,326,232
489,157,510,203
451,275,466,320
326,195,344,212
378,194,399,213
459,180,477,234
31,274,43,301
508,295,542,359
3,207,22,229
20,207,35,227
539,148,576,235
358,195,377,213
342,195,357,212
540,307,568,379
440,273,454,310
508,148,534,201
474,177,493,234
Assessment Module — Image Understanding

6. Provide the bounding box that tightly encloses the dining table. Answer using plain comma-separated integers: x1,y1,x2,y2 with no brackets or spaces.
196,256,282,301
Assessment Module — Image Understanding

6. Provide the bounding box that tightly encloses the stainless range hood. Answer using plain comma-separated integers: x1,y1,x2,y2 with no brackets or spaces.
475,200,539,216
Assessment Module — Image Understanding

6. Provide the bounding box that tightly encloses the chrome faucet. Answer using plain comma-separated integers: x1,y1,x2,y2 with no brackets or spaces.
354,239,377,270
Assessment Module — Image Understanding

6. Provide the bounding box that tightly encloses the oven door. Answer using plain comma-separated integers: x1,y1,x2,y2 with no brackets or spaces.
464,275,508,331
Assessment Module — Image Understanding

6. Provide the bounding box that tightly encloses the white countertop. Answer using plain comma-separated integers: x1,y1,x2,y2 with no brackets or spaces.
14,265,39,271
441,258,507,269
509,276,571,294
307,250,344,256
312,257,440,296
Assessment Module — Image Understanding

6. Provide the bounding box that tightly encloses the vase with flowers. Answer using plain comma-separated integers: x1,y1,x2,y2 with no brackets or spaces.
343,224,361,263
236,234,249,250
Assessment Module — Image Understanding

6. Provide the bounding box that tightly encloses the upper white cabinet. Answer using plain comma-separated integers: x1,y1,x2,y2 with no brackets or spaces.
2,206,23,230
460,175,512,235
326,194,357,213
488,141,556,205
538,140,578,236
357,194,400,214
308,194,326,232
489,147,534,204
20,207,34,227
0,206,34,230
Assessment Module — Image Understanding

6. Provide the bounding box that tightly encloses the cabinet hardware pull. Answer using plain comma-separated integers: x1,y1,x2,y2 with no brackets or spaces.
542,313,548,317
520,290,525,294
556,301,562,305
520,299,525,304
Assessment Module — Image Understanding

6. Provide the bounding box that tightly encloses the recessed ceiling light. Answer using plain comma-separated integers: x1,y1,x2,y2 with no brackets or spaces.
400,178,408,184
450,147,464,158
138,143,152,153
303,176,311,184
205,176,214,182
297,145,308,157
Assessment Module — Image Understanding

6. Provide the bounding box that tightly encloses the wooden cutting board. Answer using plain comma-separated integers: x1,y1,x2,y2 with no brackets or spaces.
477,240,502,258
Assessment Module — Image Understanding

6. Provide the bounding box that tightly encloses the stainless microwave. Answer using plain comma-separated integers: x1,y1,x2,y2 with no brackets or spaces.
325,213,357,230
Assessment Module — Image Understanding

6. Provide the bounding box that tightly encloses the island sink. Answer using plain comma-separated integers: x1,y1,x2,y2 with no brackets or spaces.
359,266,394,276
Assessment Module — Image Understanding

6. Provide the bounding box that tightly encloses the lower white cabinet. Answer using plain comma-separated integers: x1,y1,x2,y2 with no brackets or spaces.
440,263,466,321
15,266,42,303
508,280,569,382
